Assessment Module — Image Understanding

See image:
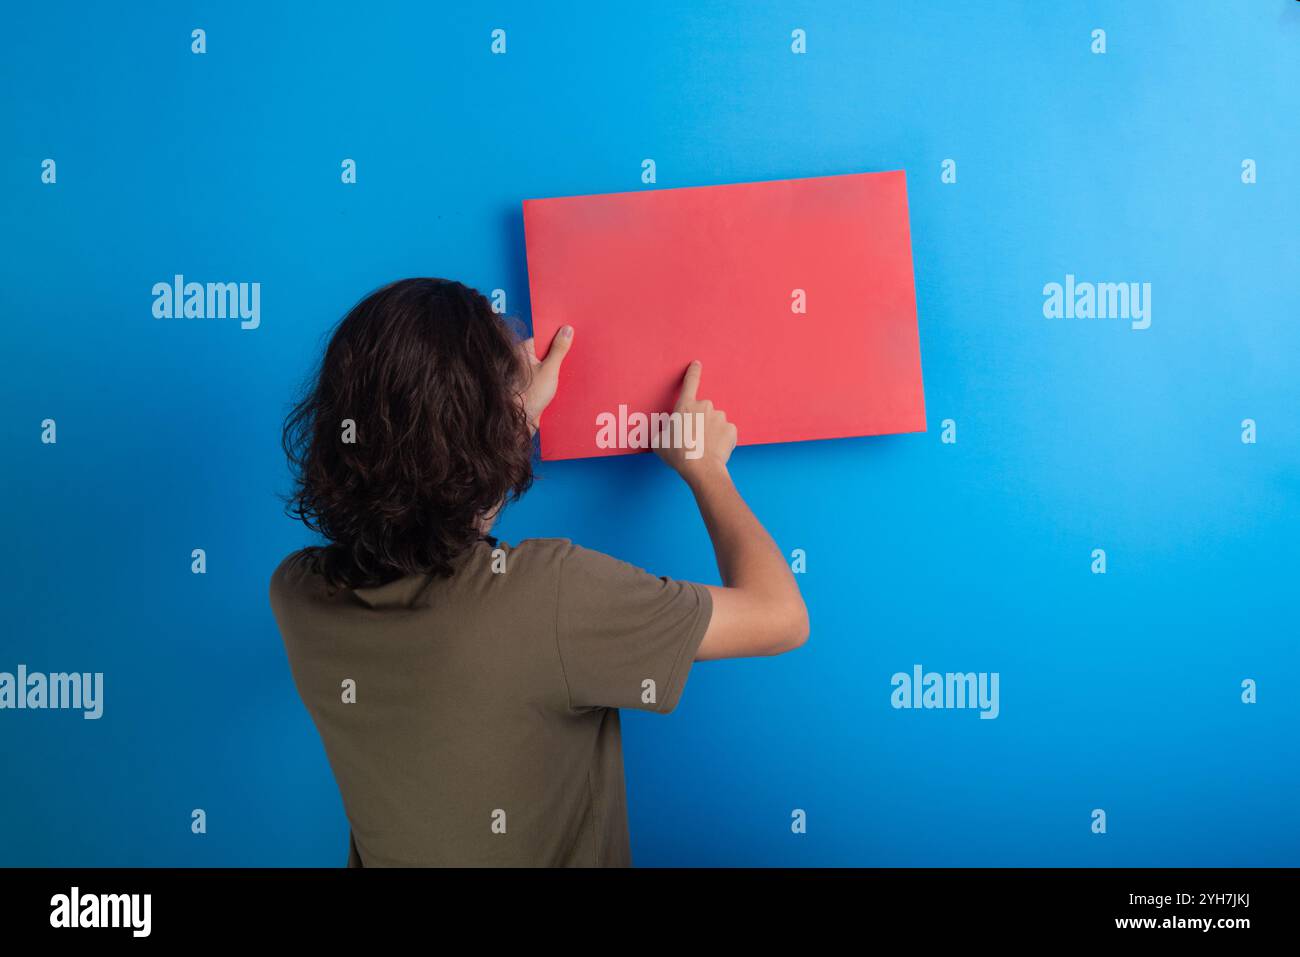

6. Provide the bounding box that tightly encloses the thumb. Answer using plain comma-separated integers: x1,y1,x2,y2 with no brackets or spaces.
539,325,574,372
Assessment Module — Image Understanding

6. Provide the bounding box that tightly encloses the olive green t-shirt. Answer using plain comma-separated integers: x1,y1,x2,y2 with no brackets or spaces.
268,537,712,867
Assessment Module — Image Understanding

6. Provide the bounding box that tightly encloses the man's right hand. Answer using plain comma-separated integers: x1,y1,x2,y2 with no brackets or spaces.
653,360,808,660
655,360,737,486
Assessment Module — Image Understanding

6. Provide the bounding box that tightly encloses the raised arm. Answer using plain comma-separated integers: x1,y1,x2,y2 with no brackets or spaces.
655,361,810,660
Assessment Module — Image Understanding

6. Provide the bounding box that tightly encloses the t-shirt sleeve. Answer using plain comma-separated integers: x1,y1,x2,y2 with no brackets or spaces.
553,543,713,714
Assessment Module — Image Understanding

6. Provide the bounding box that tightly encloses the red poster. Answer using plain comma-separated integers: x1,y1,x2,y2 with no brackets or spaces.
523,170,926,461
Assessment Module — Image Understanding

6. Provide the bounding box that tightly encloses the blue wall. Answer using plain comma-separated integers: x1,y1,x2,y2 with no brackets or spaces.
2,1,1297,866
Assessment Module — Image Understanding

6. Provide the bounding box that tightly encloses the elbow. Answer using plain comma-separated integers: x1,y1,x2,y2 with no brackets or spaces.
790,603,811,651
770,600,810,655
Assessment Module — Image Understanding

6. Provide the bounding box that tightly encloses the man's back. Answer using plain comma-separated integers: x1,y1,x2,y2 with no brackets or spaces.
269,537,711,867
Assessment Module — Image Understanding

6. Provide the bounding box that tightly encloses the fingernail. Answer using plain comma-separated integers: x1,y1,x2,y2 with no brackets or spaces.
560,325,573,338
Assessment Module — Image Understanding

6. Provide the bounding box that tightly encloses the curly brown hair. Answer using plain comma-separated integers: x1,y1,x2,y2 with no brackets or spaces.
282,278,534,589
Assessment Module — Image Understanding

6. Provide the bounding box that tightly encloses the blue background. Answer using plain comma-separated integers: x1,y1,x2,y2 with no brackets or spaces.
2,1,1297,866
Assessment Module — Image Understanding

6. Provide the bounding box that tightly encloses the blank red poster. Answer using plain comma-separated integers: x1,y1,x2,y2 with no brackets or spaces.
523,170,925,461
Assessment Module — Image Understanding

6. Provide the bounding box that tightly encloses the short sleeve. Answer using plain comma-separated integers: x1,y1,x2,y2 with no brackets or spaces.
554,544,713,714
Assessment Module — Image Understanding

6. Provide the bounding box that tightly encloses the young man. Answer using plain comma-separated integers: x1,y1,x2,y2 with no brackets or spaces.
270,278,808,866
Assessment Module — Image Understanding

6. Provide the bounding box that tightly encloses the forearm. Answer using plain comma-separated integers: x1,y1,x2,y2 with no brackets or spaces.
688,465,780,586
687,464,808,655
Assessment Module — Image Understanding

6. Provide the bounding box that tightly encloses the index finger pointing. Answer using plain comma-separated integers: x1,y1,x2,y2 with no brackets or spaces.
678,360,702,405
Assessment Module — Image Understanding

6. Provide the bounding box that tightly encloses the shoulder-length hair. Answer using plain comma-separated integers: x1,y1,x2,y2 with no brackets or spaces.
282,278,533,589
